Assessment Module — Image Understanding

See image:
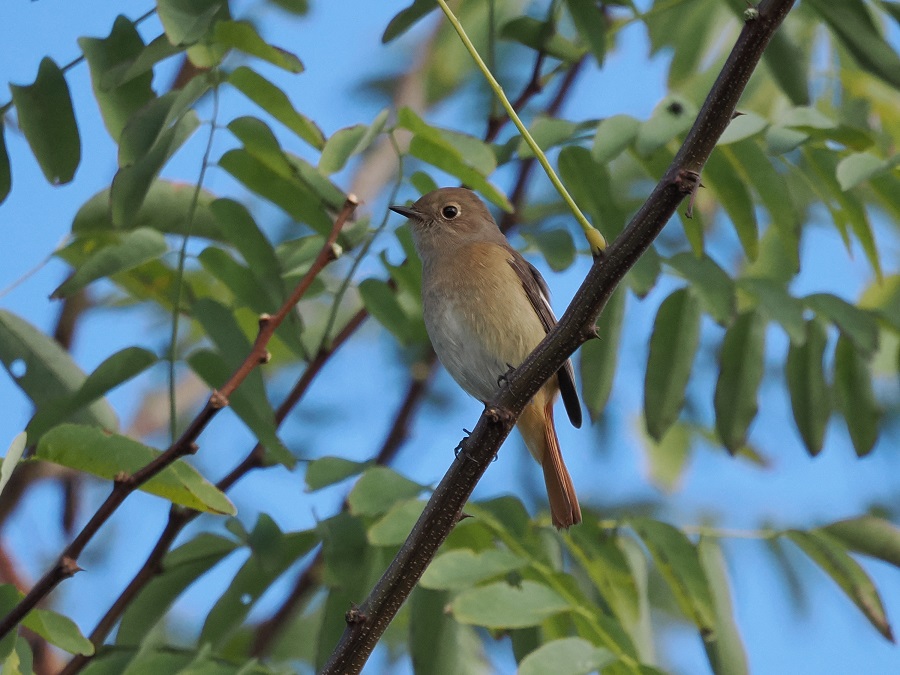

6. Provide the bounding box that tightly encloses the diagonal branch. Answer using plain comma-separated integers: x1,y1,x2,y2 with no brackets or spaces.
60,303,369,675
322,1,797,672
0,197,360,643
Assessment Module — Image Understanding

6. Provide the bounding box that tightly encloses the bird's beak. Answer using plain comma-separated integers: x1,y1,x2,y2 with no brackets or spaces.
389,204,421,220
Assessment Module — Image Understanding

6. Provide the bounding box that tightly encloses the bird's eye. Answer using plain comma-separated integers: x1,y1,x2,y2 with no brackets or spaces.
442,204,459,219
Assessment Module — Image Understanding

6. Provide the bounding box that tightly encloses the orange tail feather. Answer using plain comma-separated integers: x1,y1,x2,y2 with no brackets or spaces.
518,400,581,529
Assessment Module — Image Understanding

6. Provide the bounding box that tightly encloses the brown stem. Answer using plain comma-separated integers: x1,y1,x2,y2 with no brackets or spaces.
322,2,796,672
0,197,360,643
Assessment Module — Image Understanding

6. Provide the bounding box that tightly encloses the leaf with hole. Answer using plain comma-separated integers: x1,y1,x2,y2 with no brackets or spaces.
0,311,117,433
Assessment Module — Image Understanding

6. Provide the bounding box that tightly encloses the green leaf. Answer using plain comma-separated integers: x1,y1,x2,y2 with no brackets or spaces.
73,180,221,240
714,310,766,453
219,148,333,234
100,34,182,90
500,16,584,63
359,277,413,344
0,433,27,499
698,538,749,675
0,311,117,432
520,638,615,675
785,319,830,456
451,580,571,629
717,113,768,146
705,150,758,260
78,16,155,141
516,116,582,159
0,123,10,205
666,252,735,326
635,95,696,156
579,286,626,419
566,0,607,65
761,31,809,105
398,108,510,211
227,115,297,179
420,548,526,591
197,246,277,311
212,20,303,72
9,57,80,184
188,301,295,468
52,228,168,298
737,278,805,344
833,337,881,457
0,586,20,662
157,0,228,46
320,125,370,175
347,467,423,516
200,524,318,647
820,516,900,568
27,347,157,440
592,114,640,164
22,609,93,656
411,588,484,675
367,499,425,547
805,0,900,90
305,456,370,491
228,66,325,149
35,424,236,515
630,518,716,635
112,109,201,227
644,422,691,493
383,0,438,43
804,293,879,356
558,146,624,240
644,288,702,441
836,152,893,191
785,530,894,641
117,533,240,645
525,229,576,272
211,198,285,303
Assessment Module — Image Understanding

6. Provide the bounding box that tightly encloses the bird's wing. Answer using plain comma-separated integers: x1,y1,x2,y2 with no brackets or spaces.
506,248,583,429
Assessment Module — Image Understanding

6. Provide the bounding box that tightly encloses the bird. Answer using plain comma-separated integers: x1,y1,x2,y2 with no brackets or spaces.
390,187,583,528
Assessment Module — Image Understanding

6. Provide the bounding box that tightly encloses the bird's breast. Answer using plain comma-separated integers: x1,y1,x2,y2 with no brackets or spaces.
422,243,548,402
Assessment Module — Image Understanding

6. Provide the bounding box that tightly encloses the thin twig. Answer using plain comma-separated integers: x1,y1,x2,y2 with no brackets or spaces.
322,2,796,671
59,304,370,675
0,197,360,643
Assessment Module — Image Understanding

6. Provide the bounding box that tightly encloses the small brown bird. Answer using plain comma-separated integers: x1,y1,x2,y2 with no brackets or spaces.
390,187,582,528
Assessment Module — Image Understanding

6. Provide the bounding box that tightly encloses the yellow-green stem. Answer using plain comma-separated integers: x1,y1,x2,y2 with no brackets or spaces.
435,0,607,254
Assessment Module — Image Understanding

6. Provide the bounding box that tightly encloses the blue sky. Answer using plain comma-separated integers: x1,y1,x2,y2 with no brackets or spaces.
1,1,899,673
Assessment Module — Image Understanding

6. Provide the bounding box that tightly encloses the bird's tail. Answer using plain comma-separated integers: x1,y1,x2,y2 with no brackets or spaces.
518,400,581,529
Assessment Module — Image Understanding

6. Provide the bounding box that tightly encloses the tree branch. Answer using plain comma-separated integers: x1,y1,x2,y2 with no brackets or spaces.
322,2,796,672
0,197,360,643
